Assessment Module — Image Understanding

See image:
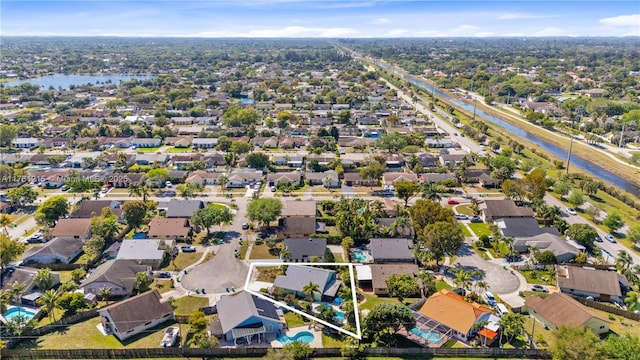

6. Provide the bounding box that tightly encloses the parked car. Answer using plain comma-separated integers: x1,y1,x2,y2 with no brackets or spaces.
241,222,249,230
270,186,276,192
566,208,577,215
455,214,468,220
470,216,482,223
531,284,548,293
165,181,173,188
605,235,617,243
156,272,172,279
447,199,460,205
595,234,603,242
181,245,197,253
61,185,69,191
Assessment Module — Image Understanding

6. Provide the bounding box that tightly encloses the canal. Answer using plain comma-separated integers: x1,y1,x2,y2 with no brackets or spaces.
377,62,640,197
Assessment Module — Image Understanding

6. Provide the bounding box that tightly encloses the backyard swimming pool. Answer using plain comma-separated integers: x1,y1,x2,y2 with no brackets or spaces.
352,250,366,262
3,307,37,322
276,331,315,345
132,232,147,239
410,327,443,344
335,311,345,322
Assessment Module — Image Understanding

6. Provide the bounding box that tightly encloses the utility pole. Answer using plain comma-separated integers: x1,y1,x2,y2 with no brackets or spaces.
473,99,477,121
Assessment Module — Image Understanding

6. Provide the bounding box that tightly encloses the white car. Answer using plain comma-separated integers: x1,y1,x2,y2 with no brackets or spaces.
566,208,577,215
605,235,617,243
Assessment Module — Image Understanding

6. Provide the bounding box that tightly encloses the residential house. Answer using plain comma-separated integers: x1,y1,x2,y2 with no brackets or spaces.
271,154,304,168
369,263,420,296
131,138,161,148
51,218,92,240
343,172,378,187
375,218,415,238
369,238,415,263
12,137,39,149
191,138,219,149
227,170,262,188
22,238,84,265
116,239,176,269
163,199,204,218
279,137,306,149
107,173,146,188
99,289,174,341
164,136,192,148
1,267,60,295
70,200,122,219
135,154,169,166
481,200,535,223
525,293,610,335
185,170,224,186
277,200,317,239
273,265,341,302
382,172,419,185
147,218,191,242
283,238,327,262
416,153,438,167
266,171,301,187
439,154,467,166
213,291,283,345
41,137,70,149
420,173,456,184
425,138,454,148
81,259,151,297
556,265,626,303
417,289,495,342
305,170,340,188
496,217,560,238
512,233,579,263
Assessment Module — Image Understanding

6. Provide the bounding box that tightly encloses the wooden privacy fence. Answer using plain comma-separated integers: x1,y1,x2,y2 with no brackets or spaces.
0,347,551,359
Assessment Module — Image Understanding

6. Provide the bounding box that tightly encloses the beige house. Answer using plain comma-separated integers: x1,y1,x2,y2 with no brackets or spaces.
525,292,610,335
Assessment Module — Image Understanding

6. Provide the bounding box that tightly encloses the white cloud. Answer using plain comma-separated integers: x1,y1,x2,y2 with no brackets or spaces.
498,13,555,20
194,26,358,38
533,27,576,37
599,14,640,26
371,17,390,24
386,29,408,37
473,31,494,37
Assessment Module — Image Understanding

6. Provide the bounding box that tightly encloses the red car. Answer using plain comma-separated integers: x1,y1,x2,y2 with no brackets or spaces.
447,199,460,205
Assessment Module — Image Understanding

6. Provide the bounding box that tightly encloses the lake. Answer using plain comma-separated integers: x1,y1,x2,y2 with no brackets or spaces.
3,74,153,90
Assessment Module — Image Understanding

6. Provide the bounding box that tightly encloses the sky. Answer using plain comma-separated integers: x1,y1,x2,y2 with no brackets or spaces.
1,0,639,38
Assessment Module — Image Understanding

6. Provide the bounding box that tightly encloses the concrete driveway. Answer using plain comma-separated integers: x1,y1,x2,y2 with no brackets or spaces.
180,197,250,293
447,242,521,295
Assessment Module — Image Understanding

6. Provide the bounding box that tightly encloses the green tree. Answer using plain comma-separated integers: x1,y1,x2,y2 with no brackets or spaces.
71,268,86,284
317,304,338,324
35,195,69,226
283,341,314,360
395,181,419,207
386,274,420,303
535,250,558,265
422,222,464,266
363,303,415,347
57,292,86,315
176,183,195,199
521,168,548,200
0,234,25,286
498,312,525,347
33,268,55,290
550,325,603,360
567,190,585,209
628,226,640,248
6,185,38,209
624,291,639,312
245,152,271,169
146,168,170,188
135,271,153,294
334,198,379,244
408,199,455,234
83,236,106,259
247,198,282,229
0,124,17,150
99,286,112,305
302,281,320,302
376,132,407,153
566,224,598,249
602,333,640,360
359,160,385,188
36,289,60,322
189,310,208,333
122,200,148,230
230,141,251,155
603,212,624,233
90,208,121,243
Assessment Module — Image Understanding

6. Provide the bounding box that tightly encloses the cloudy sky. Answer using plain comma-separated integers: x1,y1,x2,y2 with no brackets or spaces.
2,0,639,37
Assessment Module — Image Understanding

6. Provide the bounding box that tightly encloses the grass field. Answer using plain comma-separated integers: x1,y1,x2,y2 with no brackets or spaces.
171,296,209,316
167,147,192,153
468,223,492,237
284,311,309,328
454,204,474,216
151,279,173,294
249,243,280,259
162,252,205,271
518,269,556,286
461,225,472,237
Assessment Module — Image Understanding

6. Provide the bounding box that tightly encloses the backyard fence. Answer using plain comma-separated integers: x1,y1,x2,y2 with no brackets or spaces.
25,263,86,270
570,295,640,321
0,347,552,359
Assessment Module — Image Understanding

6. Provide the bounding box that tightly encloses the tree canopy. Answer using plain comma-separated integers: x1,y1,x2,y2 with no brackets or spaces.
247,198,282,229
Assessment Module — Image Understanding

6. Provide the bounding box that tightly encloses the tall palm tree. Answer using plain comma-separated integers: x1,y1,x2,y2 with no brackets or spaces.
280,248,291,262
99,286,112,305
37,289,60,322
421,183,441,201
140,184,151,202
388,216,410,237
128,183,142,199
0,214,12,235
0,290,10,314
476,281,490,296
617,250,634,272
625,291,639,312
218,174,228,195
302,281,320,302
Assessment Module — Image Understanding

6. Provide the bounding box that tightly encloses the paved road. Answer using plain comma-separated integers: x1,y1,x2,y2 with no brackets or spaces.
180,197,250,293
448,242,521,295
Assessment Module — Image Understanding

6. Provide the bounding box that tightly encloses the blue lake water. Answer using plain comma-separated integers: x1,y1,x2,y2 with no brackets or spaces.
377,61,640,197
4,74,153,90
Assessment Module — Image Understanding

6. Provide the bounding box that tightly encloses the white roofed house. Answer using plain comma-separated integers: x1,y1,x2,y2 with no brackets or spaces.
116,239,176,269
227,169,262,188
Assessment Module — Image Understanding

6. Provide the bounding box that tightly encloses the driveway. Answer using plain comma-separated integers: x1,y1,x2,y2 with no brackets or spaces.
180,197,250,293
448,242,521,295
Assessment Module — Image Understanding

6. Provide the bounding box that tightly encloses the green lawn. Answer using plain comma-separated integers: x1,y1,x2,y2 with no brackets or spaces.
135,147,161,153
322,333,348,347
162,252,204,271
454,204,474,216
171,296,209,316
152,279,174,294
359,293,401,311
591,308,640,338
249,243,280,259
518,269,557,286
167,147,192,153
284,311,308,328
435,280,453,291
461,225,472,237
238,241,249,260
468,223,492,237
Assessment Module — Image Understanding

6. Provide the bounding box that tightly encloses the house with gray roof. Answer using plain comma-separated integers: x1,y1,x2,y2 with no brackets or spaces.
266,171,301,187
227,169,262,188
70,200,123,219
283,238,327,262
99,289,174,341
369,238,415,263
163,199,204,218
273,265,341,302
81,259,151,297
116,239,175,269
1,267,61,295
512,233,579,263
305,170,340,188
496,217,560,238
556,265,626,303
213,291,283,344
131,138,162,148
22,238,84,265
135,153,169,165
192,138,219,149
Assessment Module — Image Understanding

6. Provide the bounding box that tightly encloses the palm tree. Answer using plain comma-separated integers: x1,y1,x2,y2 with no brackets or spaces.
218,174,228,195
280,247,291,262
617,250,634,272
476,281,490,296
33,268,55,290
0,290,10,314
128,183,142,199
453,269,473,294
37,289,60,322
388,216,410,237
421,183,441,201
0,214,12,235
625,291,639,312
302,281,320,302
99,286,112,305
